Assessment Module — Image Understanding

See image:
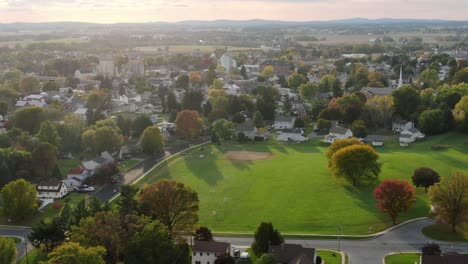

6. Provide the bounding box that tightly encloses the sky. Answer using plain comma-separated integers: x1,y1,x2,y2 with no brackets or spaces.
0,0,467,23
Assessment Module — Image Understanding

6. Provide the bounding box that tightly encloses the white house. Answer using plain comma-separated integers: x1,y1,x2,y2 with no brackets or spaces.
192,241,230,264
223,83,241,96
236,123,258,140
399,128,425,146
392,120,414,132
363,134,384,147
74,108,88,121
36,180,68,199
65,165,89,187
323,124,353,144
277,129,308,142
274,115,295,130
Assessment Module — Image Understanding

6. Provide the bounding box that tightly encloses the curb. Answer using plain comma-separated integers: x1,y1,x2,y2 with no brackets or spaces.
382,251,420,264
109,141,211,203
213,217,429,239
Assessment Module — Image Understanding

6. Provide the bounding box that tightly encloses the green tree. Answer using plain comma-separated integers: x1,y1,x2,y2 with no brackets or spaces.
253,111,264,128
0,236,17,264
29,217,66,252
138,180,199,238
212,119,235,143
42,81,60,91
194,226,213,241
19,76,40,94
182,90,204,112
351,120,368,138
429,172,468,233
251,222,284,256
124,221,189,264
166,91,179,112
326,138,364,167
140,126,164,155
412,167,440,192
319,74,337,93
11,106,45,134
86,93,106,109
82,125,123,154
453,95,468,132
419,68,440,88
0,101,9,116
176,74,190,90
418,109,447,135
392,85,421,120
288,74,307,90
240,65,248,80
299,83,319,101
118,185,139,216
1,179,38,220
261,66,274,78
452,68,468,85
32,142,58,179
257,254,276,264
331,144,381,186
363,96,395,129
316,118,331,132
175,110,203,140
36,120,61,149
58,114,84,154
46,242,106,264
132,115,153,137
204,64,217,85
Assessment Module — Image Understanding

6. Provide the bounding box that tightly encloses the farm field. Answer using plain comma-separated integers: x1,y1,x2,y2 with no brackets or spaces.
135,45,260,54
139,133,468,234
299,33,455,45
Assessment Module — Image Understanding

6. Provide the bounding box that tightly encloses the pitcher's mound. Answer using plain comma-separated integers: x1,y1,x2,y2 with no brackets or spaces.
225,151,273,162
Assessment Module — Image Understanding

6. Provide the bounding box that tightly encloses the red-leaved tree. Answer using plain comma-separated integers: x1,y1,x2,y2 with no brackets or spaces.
373,180,416,225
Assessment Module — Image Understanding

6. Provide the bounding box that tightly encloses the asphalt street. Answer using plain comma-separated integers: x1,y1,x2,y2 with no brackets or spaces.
0,226,33,261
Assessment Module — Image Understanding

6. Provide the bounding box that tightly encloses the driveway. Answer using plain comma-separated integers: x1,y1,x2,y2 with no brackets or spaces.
215,218,468,264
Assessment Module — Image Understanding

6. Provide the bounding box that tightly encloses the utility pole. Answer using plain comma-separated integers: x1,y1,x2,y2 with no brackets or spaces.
24,234,29,264
338,223,342,252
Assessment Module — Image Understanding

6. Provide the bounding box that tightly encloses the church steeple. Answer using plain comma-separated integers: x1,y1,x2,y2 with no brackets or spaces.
398,65,403,88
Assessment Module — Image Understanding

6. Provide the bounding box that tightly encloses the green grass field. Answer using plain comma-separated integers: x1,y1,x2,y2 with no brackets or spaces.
317,250,342,264
422,224,468,242
384,253,420,264
139,133,468,234
17,249,47,264
118,159,141,173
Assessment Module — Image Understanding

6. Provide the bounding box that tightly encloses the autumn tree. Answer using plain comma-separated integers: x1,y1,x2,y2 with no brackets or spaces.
189,71,202,85
412,167,440,192
367,71,385,87
32,142,58,179
138,180,199,238
299,82,319,100
330,144,381,186
288,74,307,90
175,110,203,140
326,138,364,167
261,65,274,78
36,120,61,149
19,76,40,94
140,126,164,155
363,96,395,129
1,179,38,220
194,226,213,241
429,172,468,233
251,222,284,256
373,180,416,225
453,95,468,132
46,242,106,264
0,236,17,264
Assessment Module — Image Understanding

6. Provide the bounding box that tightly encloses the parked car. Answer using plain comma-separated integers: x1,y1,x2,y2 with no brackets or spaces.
78,185,95,193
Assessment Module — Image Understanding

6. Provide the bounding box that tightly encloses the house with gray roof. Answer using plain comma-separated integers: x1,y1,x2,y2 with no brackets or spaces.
323,122,353,144
274,115,296,130
268,244,317,264
277,129,308,142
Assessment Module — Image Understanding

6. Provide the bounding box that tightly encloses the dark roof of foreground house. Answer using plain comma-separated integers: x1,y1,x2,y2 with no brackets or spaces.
422,252,468,264
269,244,316,264
192,241,230,255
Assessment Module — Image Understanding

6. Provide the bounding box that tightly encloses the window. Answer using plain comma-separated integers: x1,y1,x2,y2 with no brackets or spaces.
195,262,201,264
207,253,210,256
200,253,203,256
207,262,210,264
193,252,196,256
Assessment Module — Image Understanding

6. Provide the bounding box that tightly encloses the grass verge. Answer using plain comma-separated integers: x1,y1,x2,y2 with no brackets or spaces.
384,252,420,264
421,224,468,242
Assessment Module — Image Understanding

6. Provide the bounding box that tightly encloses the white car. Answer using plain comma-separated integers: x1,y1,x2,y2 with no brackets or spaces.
240,252,250,259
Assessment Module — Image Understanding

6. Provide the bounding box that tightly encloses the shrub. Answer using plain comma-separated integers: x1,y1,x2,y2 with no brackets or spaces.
53,202,63,210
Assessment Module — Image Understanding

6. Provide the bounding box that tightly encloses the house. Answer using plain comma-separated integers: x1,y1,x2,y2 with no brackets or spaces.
421,252,468,264
192,241,230,264
323,122,353,144
392,120,414,132
74,108,88,121
65,165,89,187
236,122,257,140
399,128,425,146
268,244,317,264
360,87,396,99
82,156,111,175
274,116,295,130
363,134,384,146
277,129,308,142
100,151,115,164
36,179,68,199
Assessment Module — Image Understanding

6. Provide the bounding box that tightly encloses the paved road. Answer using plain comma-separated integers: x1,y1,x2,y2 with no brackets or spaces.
0,226,33,261
215,218,468,264
92,138,210,201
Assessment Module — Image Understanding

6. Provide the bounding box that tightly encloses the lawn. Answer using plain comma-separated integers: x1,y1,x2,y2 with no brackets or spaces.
421,224,468,242
384,253,420,264
118,159,141,173
17,249,47,264
139,133,468,234
1,236,21,244
57,159,80,176
317,250,342,264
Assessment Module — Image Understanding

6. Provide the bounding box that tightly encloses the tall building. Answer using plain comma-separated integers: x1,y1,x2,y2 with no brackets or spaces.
99,55,116,77
128,59,145,76
398,65,403,88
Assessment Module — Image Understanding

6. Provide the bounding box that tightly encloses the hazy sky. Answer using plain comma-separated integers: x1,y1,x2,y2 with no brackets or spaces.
0,0,467,23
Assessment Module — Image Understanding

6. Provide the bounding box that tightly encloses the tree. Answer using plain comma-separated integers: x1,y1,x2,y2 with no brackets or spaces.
176,74,190,90
367,71,385,87
0,236,17,264
86,92,106,109
288,74,307,90
32,142,58,179
204,64,217,85
19,76,40,94
392,86,421,120
82,125,123,154
351,120,368,138
29,217,66,252
124,221,189,264
316,118,331,132
11,106,45,134
215,255,236,264
412,168,440,192
1,179,38,220
36,120,61,149
0,101,8,116
46,242,106,264
189,71,202,85
330,144,381,186
182,90,203,112
212,119,235,143
326,138,364,167
363,96,395,129
261,66,274,78
118,185,139,216
319,74,337,93
294,117,305,128
373,180,416,225
253,111,264,128
240,65,248,80
429,172,468,233
251,222,284,256
452,68,468,85
138,180,199,238
453,95,468,132
418,109,447,135
419,69,440,88
0,162,12,189
194,226,213,241
140,126,164,155
421,243,442,255
175,110,203,140
257,254,276,264
299,83,319,100
232,112,246,124
132,115,153,137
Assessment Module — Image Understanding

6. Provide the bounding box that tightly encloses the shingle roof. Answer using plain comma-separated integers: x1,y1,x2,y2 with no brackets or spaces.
269,244,316,264
361,87,396,96
237,122,256,132
330,126,349,135
192,241,230,254
422,253,468,264
275,115,295,123
365,134,384,142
